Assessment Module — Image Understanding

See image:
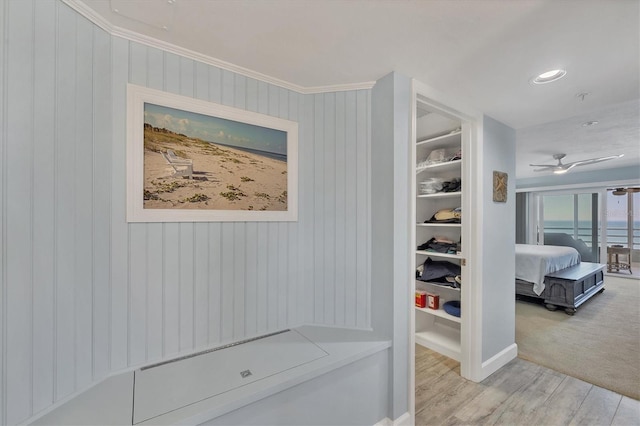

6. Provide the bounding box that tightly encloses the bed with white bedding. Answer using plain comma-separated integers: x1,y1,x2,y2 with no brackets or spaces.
515,244,605,314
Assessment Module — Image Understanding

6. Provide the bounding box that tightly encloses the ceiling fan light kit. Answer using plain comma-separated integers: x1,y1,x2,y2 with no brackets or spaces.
529,153,624,174
610,187,640,196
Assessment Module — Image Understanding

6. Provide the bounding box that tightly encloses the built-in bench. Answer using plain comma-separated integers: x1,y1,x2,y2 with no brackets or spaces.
29,326,391,425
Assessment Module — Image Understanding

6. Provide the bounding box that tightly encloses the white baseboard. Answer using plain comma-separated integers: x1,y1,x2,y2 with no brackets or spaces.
374,412,411,426
480,343,518,380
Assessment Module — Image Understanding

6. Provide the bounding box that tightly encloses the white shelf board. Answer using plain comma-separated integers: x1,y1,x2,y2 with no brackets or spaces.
417,191,462,199
416,159,462,176
415,280,461,292
416,251,462,260
416,306,461,324
415,324,461,361
416,130,462,146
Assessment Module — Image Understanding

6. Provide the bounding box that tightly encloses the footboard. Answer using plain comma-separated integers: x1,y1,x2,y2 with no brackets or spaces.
543,262,605,315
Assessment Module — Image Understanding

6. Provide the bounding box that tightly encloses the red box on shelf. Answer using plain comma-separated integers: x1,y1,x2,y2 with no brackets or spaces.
427,293,440,310
415,291,427,308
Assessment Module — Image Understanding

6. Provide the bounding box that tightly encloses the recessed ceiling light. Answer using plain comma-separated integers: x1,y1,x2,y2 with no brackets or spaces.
531,69,567,84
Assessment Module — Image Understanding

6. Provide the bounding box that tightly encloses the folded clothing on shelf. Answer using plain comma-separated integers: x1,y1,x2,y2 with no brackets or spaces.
416,257,461,288
425,207,461,223
417,237,457,254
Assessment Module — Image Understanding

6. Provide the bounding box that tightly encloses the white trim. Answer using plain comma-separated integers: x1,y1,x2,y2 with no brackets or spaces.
477,343,518,382
374,412,411,426
409,79,485,419
62,0,375,95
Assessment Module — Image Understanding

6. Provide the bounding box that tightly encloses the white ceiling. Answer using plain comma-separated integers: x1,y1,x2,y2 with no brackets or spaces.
75,0,640,179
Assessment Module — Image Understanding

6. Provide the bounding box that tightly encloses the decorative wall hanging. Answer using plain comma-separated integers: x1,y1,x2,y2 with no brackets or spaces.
126,84,298,222
493,171,508,203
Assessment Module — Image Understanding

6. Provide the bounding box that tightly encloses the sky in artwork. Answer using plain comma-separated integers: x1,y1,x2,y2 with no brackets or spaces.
144,103,287,155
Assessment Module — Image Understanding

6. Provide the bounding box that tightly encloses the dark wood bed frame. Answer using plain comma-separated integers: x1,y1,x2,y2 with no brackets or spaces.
516,262,606,315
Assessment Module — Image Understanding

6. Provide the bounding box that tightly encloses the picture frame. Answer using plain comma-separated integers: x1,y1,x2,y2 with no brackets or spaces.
126,84,298,222
493,170,508,203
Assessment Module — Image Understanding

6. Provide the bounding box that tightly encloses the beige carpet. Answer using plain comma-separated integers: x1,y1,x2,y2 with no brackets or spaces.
516,275,640,400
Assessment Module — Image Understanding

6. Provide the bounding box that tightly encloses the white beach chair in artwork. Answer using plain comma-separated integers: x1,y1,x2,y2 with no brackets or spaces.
162,149,193,179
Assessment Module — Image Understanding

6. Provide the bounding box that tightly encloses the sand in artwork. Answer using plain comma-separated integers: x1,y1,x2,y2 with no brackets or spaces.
143,126,288,211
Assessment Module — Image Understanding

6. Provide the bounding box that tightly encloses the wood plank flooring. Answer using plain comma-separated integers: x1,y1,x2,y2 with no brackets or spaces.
415,345,640,426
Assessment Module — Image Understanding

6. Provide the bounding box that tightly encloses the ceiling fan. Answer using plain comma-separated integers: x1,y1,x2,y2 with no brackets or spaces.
530,153,624,174
609,187,640,196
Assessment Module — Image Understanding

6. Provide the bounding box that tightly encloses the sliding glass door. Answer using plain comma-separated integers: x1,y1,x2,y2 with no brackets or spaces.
537,192,600,262
606,190,640,250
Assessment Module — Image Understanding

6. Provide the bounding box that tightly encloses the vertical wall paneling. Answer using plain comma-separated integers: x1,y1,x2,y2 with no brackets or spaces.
323,93,336,325
297,94,312,324
1,1,374,421
5,0,34,422
54,1,77,402
356,90,371,328
233,224,246,338
207,224,222,343
74,13,95,392
32,0,57,415
334,91,347,326
221,225,235,342
91,24,112,385
313,94,325,323
344,91,358,327
129,223,148,366
109,36,130,372
179,222,195,351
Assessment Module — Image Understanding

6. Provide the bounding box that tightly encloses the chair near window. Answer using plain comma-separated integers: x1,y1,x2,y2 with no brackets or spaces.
607,245,632,274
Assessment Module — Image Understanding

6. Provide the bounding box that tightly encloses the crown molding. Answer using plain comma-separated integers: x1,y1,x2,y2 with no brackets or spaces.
62,0,376,95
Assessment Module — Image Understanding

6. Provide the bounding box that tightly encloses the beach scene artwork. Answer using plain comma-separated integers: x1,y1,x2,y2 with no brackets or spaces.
143,103,289,212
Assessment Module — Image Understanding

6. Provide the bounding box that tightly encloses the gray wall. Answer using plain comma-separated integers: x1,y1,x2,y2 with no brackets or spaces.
371,72,412,420
0,1,372,423
480,116,516,362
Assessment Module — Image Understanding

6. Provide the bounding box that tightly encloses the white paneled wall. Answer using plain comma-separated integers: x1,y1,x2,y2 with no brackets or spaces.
0,1,371,423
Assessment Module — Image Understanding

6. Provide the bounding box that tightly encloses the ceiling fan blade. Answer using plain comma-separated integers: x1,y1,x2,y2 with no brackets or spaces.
529,163,556,168
564,154,624,168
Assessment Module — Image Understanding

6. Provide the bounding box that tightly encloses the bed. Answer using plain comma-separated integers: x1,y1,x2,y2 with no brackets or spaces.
515,244,605,315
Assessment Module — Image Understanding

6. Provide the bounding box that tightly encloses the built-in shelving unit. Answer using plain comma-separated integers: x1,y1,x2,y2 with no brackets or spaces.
413,98,465,362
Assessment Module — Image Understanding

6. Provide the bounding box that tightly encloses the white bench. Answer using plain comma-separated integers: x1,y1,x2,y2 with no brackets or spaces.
161,149,193,179
29,327,391,425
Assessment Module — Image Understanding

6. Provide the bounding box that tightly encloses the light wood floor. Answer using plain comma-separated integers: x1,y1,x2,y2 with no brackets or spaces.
415,345,640,426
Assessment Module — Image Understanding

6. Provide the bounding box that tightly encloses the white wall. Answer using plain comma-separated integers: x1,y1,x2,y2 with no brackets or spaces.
0,1,372,423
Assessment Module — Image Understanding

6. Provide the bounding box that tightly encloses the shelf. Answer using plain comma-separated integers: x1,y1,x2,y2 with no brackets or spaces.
416,280,461,292
415,324,461,361
416,130,462,147
416,305,461,323
416,223,461,228
417,191,461,199
416,251,461,260
416,159,462,175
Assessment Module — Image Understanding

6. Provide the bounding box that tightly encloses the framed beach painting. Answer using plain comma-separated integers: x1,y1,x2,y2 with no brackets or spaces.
126,84,298,222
